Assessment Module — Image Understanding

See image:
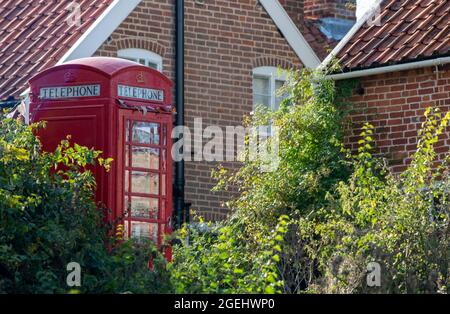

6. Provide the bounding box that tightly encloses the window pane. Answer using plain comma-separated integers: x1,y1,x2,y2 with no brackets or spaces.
132,147,159,170
118,49,162,72
253,94,271,108
131,171,159,195
275,80,288,110
130,196,158,219
130,221,158,242
124,195,129,216
253,77,270,108
122,57,138,63
148,62,158,70
125,170,129,192
253,77,270,94
132,122,160,145
126,120,130,142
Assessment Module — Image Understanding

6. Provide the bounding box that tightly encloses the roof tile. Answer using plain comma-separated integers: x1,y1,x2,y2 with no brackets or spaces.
337,0,450,71
0,0,114,100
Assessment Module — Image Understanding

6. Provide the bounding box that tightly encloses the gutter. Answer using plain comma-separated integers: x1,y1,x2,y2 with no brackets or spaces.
174,0,186,229
329,56,450,80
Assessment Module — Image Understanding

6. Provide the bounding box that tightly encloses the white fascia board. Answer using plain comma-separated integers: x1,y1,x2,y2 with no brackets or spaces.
259,0,321,69
320,0,383,70
329,57,450,80
56,0,142,65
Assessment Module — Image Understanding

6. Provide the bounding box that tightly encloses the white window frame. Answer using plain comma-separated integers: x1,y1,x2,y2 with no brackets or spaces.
117,48,163,71
253,66,288,111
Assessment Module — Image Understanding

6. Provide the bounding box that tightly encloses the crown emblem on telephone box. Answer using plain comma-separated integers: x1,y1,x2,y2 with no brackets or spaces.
64,71,76,83
137,72,145,83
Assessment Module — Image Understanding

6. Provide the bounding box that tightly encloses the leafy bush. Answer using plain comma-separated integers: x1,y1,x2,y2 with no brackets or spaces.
211,69,354,293
170,215,288,294
210,68,449,294
0,116,170,294
311,109,450,293
102,239,172,294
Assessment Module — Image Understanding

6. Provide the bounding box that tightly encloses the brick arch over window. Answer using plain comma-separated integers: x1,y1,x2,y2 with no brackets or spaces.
252,57,297,70
114,37,166,57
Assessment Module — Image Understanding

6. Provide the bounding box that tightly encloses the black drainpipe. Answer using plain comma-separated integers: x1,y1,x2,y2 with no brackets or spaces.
174,0,185,229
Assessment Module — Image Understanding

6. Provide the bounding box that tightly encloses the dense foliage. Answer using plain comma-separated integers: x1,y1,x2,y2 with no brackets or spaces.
311,110,450,293
170,215,288,294
207,69,355,293
0,116,169,293
182,69,449,294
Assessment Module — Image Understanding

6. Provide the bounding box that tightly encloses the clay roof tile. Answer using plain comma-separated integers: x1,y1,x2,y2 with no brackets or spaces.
0,0,114,100
336,0,450,71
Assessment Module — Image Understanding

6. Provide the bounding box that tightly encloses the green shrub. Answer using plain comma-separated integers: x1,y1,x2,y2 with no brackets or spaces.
170,215,288,294
209,68,449,294
211,69,354,293
312,108,450,293
0,116,170,294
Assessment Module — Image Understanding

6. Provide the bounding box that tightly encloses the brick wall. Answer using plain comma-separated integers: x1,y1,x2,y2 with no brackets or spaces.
282,0,340,60
304,0,355,20
95,0,176,82
183,0,301,220
281,0,305,23
95,0,303,221
342,64,450,173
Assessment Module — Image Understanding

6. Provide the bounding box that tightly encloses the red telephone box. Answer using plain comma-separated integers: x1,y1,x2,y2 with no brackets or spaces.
28,57,173,247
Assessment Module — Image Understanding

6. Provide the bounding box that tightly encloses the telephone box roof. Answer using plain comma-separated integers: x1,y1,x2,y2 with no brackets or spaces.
29,57,173,86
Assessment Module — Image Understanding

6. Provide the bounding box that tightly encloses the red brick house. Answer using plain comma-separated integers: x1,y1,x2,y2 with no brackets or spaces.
324,0,450,172
2,0,448,224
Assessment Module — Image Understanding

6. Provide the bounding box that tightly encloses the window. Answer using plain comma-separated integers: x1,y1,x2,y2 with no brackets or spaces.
253,66,288,111
118,48,163,71
123,117,170,245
